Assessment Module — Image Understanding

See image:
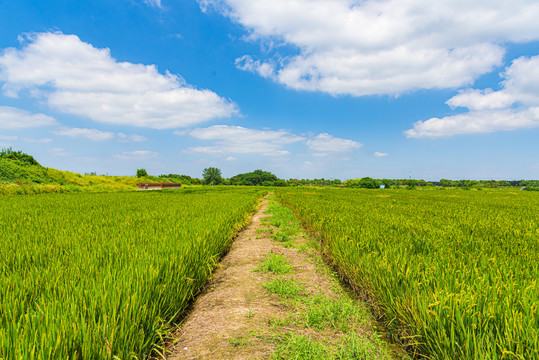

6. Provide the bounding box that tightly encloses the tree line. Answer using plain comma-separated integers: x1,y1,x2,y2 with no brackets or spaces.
135,165,538,190
3,148,535,190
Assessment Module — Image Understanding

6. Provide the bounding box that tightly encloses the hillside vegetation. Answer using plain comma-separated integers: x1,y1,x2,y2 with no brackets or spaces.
0,148,144,195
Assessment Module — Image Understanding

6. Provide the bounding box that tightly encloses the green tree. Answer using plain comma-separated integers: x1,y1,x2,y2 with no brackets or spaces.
358,177,379,189
136,169,148,178
229,169,282,186
439,179,453,187
203,167,223,185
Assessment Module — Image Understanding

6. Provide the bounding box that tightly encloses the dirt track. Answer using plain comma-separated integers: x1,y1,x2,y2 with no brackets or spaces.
167,195,404,360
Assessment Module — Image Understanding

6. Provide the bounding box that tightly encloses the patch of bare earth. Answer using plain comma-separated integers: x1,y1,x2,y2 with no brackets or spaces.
166,195,401,360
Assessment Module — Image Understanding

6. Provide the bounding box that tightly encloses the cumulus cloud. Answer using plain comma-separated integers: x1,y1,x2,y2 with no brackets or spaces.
0,32,238,129
53,128,149,142
179,125,304,156
54,127,115,141
22,137,53,143
178,125,361,158
0,134,52,144
143,0,162,8
406,56,539,138
117,133,148,142
446,89,515,111
374,152,388,157
305,133,361,153
200,0,539,96
0,106,57,129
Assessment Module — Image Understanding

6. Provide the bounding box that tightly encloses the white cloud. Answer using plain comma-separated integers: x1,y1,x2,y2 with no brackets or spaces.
201,0,539,96
406,56,539,138
0,32,238,129
180,125,362,158
305,133,361,153
446,89,515,111
114,150,158,160
0,106,57,129
22,137,53,143
143,0,162,8
54,127,115,141
53,128,148,142
406,109,539,138
312,152,329,157
0,135,53,146
117,133,148,142
374,152,388,157
181,125,304,156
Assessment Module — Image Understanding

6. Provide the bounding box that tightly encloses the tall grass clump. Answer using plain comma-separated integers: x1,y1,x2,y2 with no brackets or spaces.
275,188,538,359
0,188,264,359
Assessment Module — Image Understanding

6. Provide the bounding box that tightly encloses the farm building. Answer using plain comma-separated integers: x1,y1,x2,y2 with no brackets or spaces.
137,182,181,190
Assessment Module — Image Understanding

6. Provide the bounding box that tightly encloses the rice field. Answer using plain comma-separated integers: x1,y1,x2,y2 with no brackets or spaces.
275,188,538,360
0,188,264,359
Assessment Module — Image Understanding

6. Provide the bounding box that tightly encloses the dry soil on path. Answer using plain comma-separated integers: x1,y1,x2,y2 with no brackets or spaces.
167,195,402,360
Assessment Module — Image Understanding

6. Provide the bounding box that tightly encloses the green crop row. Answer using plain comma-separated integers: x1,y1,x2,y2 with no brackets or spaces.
0,188,264,359
275,188,538,360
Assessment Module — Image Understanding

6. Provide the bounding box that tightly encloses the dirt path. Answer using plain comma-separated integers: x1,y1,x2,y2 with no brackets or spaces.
167,195,405,360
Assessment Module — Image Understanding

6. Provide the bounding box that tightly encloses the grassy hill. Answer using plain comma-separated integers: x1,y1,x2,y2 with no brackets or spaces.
0,149,155,195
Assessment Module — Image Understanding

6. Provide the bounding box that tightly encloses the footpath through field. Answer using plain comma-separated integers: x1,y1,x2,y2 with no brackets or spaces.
167,194,407,360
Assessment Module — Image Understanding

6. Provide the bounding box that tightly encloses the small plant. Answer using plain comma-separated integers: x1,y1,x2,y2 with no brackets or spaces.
297,243,309,253
272,233,295,248
299,294,369,332
245,307,255,318
254,252,294,275
271,333,329,359
335,333,391,360
229,336,252,347
263,278,304,299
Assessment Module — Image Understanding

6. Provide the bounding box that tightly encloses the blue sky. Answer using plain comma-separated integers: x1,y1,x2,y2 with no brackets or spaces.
0,0,538,180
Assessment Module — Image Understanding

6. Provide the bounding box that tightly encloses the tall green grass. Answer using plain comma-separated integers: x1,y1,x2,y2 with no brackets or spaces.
0,188,264,359
275,188,538,359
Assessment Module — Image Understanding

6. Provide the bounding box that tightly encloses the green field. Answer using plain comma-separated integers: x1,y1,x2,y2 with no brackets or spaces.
1,186,537,359
275,188,538,360
0,188,263,359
